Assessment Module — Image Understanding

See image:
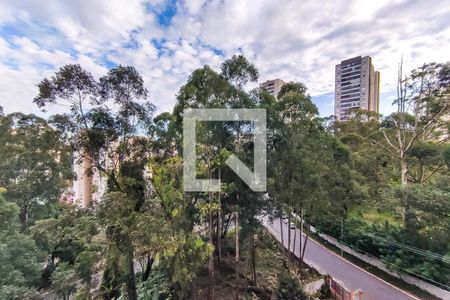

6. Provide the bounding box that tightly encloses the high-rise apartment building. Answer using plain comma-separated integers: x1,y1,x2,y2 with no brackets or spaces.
72,153,108,208
334,56,380,121
69,139,153,208
260,79,285,99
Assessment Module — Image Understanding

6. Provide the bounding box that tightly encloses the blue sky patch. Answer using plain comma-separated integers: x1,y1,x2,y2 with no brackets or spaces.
155,0,178,27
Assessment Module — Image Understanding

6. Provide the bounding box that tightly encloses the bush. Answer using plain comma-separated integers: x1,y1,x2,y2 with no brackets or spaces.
317,281,331,299
275,271,309,300
136,268,173,300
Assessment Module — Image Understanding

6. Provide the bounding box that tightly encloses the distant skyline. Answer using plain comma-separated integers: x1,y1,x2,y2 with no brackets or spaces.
0,0,450,118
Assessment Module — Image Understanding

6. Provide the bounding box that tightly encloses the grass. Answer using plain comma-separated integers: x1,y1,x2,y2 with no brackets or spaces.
348,205,403,228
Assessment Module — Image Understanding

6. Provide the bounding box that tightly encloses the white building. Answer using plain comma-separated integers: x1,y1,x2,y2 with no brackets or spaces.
335,56,380,121
259,79,285,99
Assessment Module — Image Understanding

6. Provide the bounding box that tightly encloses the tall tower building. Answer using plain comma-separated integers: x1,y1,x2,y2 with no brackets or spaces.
260,79,285,99
334,56,380,121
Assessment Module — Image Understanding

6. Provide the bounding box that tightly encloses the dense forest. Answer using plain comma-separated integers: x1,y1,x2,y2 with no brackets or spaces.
0,56,449,299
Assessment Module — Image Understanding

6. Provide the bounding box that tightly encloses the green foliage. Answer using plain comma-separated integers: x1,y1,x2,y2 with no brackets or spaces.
136,268,173,300
0,113,73,230
0,285,40,300
34,63,156,300
74,285,92,300
315,183,450,285
34,64,97,109
1,56,444,298
31,205,98,263
269,82,360,225
51,262,77,300
443,144,450,168
221,54,259,88
275,271,309,300
0,195,43,299
74,245,102,286
399,184,450,239
163,234,212,298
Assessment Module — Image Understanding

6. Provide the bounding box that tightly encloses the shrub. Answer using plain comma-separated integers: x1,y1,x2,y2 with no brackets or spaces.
275,271,309,300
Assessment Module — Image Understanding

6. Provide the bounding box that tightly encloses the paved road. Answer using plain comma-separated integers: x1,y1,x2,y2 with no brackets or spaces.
261,216,421,300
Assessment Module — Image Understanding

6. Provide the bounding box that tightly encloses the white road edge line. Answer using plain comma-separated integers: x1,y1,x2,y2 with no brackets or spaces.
261,217,422,300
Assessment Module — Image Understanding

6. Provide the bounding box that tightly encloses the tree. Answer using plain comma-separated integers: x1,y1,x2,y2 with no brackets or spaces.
0,113,73,231
149,112,177,161
34,64,154,300
31,204,98,290
51,262,77,300
0,194,43,300
379,183,450,284
268,82,320,268
329,63,450,286
221,54,259,89
376,62,450,230
265,81,360,277
173,58,265,299
148,155,212,298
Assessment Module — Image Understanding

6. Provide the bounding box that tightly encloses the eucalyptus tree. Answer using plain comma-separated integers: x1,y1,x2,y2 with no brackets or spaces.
34,64,154,300
0,112,73,231
269,82,319,262
268,82,359,275
221,54,259,89
375,62,450,230
149,155,212,298
172,55,264,297
35,64,154,193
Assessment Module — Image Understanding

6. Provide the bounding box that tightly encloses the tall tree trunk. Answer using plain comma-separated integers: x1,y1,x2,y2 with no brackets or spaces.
223,213,232,238
217,167,222,266
279,216,286,258
298,208,303,276
400,156,408,187
300,228,309,277
292,216,297,267
24,204,29,233
101,256,121,299
250,234,257,285
287,212,291,259
125,246,138,300
209,207,215,300
142,255,154,282
234,210,239,300
400,157,414,230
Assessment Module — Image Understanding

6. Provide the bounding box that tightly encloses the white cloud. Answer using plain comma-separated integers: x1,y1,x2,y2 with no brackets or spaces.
0,0,450,117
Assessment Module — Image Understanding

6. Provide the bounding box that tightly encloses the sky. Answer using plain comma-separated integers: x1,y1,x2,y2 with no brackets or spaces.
0,0,450,118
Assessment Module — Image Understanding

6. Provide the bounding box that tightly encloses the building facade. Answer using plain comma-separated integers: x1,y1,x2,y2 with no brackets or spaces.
70,139,153,208
259,79,285,99
72,153,108,208
335,56,380,121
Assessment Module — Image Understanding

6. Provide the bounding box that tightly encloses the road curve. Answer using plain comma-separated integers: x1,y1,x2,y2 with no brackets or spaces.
261,216,422,300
